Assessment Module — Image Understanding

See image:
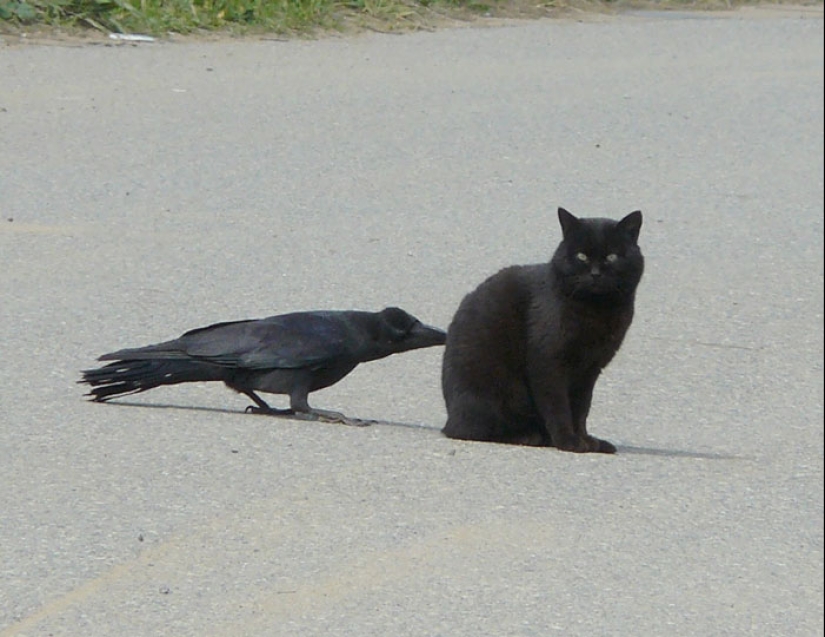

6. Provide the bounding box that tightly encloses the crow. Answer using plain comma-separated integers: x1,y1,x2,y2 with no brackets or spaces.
80,307,446,425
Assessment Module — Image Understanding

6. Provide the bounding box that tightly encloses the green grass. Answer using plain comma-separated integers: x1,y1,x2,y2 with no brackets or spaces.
0,0,343,34
0,0,449,33
0,0,819,37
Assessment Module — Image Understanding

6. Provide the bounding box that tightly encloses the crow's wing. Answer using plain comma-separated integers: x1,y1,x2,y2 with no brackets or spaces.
179,312,353,370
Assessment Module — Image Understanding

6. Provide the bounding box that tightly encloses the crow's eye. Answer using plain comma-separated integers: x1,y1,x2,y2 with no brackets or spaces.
606,253,619,264
576,252,589,263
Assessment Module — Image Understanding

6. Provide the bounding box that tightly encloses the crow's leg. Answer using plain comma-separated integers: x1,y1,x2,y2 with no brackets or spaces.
289,391,372,427
241,388,370,427
240,390,293,416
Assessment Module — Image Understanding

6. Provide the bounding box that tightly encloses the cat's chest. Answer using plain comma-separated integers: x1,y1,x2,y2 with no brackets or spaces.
531,301,632,364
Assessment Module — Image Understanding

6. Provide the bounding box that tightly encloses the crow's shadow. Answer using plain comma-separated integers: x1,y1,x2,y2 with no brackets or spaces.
98,400,440,431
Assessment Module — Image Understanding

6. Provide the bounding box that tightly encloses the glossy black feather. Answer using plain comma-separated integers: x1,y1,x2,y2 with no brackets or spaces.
81,307,446,423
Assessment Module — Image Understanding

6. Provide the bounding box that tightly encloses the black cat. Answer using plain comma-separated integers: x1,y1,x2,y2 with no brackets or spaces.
441,207,644,453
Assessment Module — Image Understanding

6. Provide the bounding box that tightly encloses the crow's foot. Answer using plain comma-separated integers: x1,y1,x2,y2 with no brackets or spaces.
304,408,374,427
244,405,293,416
245,405,372,427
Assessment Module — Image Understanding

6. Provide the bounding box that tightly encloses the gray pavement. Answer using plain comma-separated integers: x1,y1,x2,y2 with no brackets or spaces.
1,6,823,635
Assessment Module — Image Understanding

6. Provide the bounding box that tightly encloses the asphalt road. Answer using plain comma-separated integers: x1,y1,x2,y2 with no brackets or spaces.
1,6,823,636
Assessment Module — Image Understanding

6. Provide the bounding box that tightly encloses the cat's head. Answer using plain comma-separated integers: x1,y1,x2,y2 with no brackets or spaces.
551,207,645,305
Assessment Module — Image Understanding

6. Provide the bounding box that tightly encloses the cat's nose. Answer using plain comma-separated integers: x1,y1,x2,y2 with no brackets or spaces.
590,266,601,278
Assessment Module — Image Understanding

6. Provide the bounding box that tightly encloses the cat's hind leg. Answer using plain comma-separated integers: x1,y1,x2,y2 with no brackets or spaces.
443,394,547,446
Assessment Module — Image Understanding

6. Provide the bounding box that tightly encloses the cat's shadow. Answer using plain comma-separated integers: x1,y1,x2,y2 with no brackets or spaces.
613,444,746,461
96,401,743,459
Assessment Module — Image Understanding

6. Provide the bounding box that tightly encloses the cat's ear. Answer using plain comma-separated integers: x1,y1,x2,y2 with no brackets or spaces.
557,207,579,238
617,210,643,243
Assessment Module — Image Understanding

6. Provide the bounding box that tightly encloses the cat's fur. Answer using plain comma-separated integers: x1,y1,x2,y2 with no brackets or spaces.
441,207,644,453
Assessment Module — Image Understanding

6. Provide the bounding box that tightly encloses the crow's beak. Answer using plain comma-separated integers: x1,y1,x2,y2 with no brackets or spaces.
406,322,447,349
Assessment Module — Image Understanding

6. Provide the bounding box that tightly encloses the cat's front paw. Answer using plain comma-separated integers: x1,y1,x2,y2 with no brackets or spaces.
587,435,617,454
555,434,616,454
554,435,592,453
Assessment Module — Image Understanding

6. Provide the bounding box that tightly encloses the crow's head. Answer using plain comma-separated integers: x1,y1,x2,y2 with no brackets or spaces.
373,307,447,354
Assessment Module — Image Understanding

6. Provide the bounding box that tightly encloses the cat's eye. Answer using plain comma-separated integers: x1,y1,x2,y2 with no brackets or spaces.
576,252,589,263
606,253,619,264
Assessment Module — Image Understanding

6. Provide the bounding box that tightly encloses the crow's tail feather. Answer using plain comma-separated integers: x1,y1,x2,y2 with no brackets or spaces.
80,359,224,402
